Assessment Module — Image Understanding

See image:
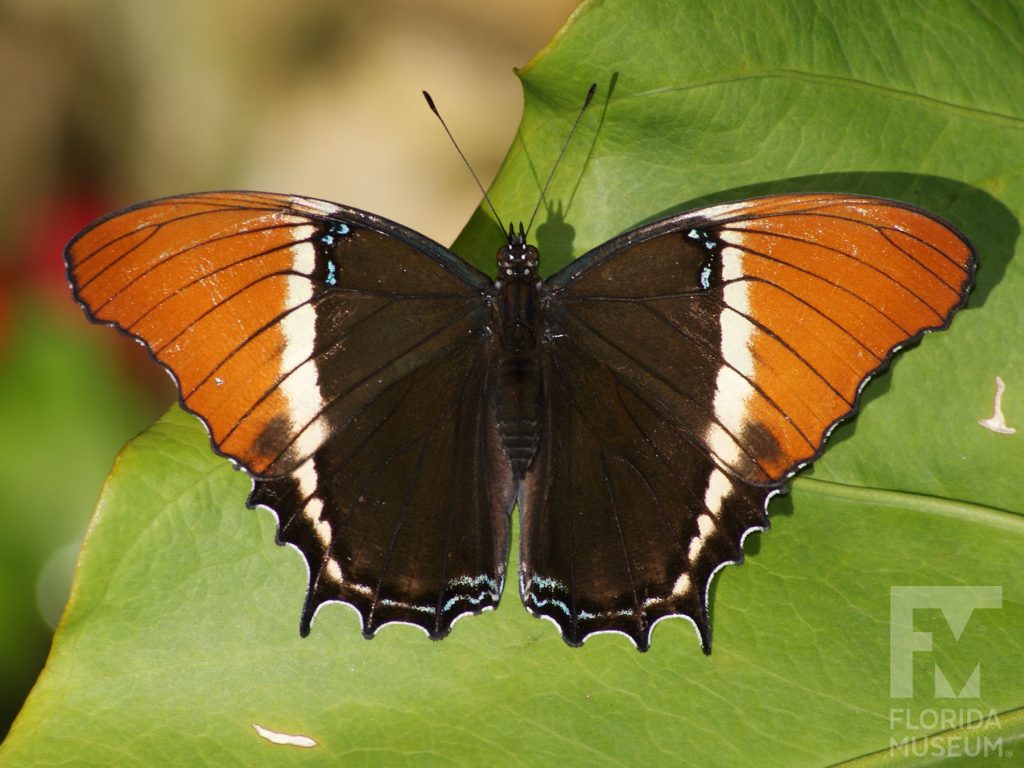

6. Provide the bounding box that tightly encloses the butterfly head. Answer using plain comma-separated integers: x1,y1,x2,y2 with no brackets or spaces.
497,222,539,280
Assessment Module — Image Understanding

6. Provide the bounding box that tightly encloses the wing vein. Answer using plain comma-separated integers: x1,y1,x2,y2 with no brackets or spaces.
229,301,481,462
550,310,774,476
367,345,485,627
84,219,299,298
722,224,949,320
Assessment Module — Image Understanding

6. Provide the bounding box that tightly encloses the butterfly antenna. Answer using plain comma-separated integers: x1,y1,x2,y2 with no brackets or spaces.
524,83,597,237
422,90,507,240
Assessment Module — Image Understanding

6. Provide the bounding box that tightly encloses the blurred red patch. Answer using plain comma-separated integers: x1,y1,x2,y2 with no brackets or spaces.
24,186,113,303
21,186,173,402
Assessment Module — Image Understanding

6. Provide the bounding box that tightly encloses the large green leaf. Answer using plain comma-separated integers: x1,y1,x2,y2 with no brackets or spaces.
4,0,1022,765
0,296,159,737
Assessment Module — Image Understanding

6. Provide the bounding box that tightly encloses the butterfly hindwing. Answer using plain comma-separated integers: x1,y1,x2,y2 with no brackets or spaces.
524,193,975,650
251,335,514,638
520,329,771,651
66,191,514,638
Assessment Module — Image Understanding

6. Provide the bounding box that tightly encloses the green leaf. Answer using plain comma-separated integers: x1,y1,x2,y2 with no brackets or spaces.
0,296,159,736
4,1,1022,765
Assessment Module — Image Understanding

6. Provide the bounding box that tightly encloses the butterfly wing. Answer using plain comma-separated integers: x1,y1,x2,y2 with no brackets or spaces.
523,193,976,651
66,191,514,639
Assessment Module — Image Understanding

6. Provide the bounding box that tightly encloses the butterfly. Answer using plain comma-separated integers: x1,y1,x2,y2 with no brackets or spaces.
65,103,975,654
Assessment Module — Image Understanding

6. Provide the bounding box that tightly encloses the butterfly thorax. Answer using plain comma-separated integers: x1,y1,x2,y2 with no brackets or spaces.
493,238,543,479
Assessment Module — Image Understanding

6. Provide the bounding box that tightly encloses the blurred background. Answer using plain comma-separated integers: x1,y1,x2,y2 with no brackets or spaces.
0,0,579,737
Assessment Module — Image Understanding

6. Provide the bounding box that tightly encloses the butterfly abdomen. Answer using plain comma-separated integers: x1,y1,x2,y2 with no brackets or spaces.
495,353,543,478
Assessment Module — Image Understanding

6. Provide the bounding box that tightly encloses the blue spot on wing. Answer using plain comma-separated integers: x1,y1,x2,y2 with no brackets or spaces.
319,222,351,247
699,264,712,290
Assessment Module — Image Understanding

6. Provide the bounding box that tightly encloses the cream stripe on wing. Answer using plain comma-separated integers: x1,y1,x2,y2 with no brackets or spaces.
704,238,757,472
277,238,329,466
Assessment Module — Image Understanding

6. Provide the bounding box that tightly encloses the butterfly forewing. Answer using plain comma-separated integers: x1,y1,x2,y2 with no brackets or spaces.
525,193,975,650
66,191,514,639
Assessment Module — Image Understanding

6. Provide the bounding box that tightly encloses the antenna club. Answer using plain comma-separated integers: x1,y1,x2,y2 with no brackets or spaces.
423,89,507,237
